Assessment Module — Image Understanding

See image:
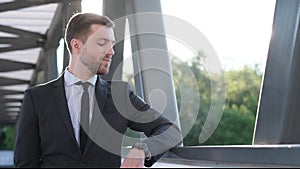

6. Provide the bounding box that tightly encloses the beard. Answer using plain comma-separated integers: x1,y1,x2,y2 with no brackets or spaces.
96,61,111,75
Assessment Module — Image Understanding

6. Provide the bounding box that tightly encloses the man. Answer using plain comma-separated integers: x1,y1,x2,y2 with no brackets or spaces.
14,13,182,168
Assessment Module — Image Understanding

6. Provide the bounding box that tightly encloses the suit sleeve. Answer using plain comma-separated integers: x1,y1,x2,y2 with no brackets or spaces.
127,88,183,167
14,89,41,168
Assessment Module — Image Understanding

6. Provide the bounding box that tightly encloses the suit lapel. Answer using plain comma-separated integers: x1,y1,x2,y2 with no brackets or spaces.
52,75,78,148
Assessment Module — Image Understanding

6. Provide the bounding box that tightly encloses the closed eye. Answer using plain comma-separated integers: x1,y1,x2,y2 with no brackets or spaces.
97,43,106,47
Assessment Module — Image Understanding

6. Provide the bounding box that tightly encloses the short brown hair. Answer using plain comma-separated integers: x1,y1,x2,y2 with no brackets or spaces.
64,13,115,53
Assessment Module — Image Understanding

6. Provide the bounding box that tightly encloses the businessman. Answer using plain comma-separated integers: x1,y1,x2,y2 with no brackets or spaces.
14,13,182,168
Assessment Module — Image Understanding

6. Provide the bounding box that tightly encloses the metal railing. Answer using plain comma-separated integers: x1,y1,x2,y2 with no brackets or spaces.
3,145,300,168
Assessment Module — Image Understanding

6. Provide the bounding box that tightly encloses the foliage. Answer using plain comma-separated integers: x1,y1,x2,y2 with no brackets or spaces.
204,66,261,145
172,51,262,146
203,106,255,145
0,125,15,150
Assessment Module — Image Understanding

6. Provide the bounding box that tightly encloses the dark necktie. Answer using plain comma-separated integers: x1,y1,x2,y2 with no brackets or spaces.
79,82,90,153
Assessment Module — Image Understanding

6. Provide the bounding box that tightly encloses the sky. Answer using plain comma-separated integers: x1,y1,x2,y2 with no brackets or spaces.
80,0,276,72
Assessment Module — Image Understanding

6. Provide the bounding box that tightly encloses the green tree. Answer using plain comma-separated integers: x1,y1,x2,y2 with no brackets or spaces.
0,125,15,150
172,51,262,146
172,53,212,146
4,125,15,150
225,66,262,116
0,127,5,150
204,105,256,145
204,66,262,145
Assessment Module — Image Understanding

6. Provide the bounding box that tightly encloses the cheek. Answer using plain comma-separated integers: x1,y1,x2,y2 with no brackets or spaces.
85,46,102,59
93,46,107,56
86,45,97,54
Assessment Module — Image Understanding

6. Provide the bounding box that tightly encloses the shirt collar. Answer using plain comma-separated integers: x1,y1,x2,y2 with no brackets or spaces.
64,68,97,87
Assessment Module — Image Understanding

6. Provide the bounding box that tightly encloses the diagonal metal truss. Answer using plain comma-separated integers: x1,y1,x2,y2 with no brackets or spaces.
0,0,82,125
0,25,46,53
0,0,61,12
0,0,64,125
0,77,28,86
0,58,35,72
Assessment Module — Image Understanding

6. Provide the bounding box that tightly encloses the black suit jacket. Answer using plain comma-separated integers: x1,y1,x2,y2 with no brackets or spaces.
14,75,181,168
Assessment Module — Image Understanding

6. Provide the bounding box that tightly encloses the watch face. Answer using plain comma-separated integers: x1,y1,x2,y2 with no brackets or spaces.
134,142,146,149
133,142,151,160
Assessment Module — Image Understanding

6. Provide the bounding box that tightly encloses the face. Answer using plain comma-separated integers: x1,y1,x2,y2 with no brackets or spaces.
79,24,115,75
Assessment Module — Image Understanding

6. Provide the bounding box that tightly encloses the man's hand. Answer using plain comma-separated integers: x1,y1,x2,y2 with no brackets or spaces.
120,148,145,168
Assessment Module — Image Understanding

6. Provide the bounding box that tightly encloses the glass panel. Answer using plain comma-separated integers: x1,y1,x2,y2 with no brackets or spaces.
161,0,276,146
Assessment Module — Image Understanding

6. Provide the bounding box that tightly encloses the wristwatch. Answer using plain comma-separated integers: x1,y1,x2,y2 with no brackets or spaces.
132,142,152,160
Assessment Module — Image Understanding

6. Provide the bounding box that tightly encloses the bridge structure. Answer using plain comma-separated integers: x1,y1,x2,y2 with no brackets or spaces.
1,0,300,167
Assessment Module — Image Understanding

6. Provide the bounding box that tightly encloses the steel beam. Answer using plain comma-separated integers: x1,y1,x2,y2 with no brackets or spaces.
0,59,35,72
0,95,23,102
254,0,300,144
0,90,23,95
31,1,82,84
62,0,82,70
0,106,21,110
169,145,300,167
0,77,28,86
0,113,18,125
0,25,45,53
126,0,181,128
102,0,126,81
0,0,61,12
31,2,64,84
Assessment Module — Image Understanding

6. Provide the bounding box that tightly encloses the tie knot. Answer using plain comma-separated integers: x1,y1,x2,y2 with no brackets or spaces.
76,81,90,91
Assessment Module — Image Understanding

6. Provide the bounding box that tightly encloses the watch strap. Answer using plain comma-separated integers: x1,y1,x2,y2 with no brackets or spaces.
132,142,152,160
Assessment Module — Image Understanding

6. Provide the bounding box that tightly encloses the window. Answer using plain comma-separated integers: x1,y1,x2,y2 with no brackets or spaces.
161,0,276,145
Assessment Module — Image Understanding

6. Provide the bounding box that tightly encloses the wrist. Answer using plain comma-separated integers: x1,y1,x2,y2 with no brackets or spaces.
130,148,145,158
132,142,152,161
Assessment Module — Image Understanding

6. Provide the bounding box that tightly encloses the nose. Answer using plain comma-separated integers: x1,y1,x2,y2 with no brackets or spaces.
106,46,115,56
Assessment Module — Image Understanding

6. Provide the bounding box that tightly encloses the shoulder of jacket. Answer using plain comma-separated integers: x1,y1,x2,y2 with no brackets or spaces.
26,76,62,93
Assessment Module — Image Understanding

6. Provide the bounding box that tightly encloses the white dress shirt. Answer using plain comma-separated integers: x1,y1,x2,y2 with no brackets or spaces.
64,69,97,144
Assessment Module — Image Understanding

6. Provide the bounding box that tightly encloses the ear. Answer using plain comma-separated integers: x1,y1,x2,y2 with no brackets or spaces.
70,39,82,54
